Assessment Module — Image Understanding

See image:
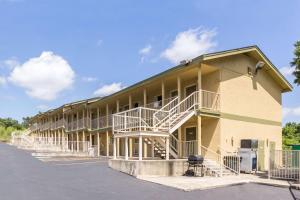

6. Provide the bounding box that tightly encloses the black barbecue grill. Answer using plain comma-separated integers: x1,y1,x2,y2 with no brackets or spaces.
185,155,205,177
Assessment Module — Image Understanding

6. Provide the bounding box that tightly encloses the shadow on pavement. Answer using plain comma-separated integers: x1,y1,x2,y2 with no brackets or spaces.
289,181,300,200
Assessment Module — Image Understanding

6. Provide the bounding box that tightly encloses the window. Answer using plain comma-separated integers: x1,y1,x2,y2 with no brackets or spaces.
185,127,196,141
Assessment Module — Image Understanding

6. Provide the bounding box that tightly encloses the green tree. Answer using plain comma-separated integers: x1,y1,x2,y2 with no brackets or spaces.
291,41,300,85
282,122,300,149
0,118,22,129
22,116,32,128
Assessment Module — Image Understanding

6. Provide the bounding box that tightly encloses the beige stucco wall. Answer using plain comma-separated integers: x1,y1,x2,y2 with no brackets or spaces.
201,118,220,153
220,118,282,170
212,54,282,122
206,54,284,170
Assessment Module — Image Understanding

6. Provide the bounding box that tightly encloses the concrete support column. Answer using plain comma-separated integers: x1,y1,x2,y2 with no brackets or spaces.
197,116,202,155
66,133,68,150
97,133,100,157
161,81,165,106
71,113,74,132
178,128,182,158
89,133,92,148
177,76,181,101
76,111,79,130
54,131,57,145
197,65,202,108
165,137,170,160
106,104,109,128
116,100,120,112
106,130,109,156
125,137,129,160
143,89,147,106
129,139,133,157
82,130,85,151
143,142,148,158
76,132,79,152
97,107,100,129
139,135,143,161
71,134,74,152
113,137,117,159
117,138,120,157
57,130,60,145
151,137,155,158
89,109,92,129
197,65,202,155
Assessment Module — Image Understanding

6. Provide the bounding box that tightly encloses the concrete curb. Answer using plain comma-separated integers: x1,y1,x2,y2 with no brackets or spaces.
138,176,298,192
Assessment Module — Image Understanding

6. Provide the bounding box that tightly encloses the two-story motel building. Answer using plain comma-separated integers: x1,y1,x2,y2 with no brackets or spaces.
29,46,292,176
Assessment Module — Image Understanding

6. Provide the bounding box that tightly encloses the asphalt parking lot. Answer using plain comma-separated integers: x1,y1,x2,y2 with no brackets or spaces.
0,142,298,200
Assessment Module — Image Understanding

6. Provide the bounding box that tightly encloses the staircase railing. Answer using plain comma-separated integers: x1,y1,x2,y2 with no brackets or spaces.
153,97,179,129
152,90,220,132
153,91,198,131
218,146,240,175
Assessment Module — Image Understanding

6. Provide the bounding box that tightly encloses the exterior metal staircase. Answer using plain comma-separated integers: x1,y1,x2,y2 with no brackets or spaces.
153,91,203,134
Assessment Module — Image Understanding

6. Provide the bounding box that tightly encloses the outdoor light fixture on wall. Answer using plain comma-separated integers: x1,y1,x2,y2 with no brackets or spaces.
255,61,265,75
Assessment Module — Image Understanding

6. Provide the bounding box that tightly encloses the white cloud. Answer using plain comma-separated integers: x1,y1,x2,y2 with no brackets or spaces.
283,106,300,118
280,66,295,76
9,51,75,101
2,57,19,69
139,45,152,63
36,105,49,111
161,27,217,64
139,45,152,55
82,76,98,82
93,82,126,97
0,76,6,86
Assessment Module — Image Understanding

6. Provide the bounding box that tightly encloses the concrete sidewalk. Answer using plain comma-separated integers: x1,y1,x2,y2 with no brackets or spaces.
139,174,299,191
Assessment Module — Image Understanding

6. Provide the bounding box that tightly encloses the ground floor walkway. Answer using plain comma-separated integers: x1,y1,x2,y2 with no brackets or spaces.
0,142,298,200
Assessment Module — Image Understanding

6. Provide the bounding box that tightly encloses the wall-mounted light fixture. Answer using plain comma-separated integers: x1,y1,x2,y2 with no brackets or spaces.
255,61,265,75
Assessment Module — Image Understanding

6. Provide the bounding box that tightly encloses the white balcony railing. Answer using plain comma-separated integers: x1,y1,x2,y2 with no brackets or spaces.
90,115,113,130
113,107,157,133
50,119,65,130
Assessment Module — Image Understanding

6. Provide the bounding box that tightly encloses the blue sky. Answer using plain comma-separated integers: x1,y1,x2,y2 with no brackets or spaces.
0,0,299,125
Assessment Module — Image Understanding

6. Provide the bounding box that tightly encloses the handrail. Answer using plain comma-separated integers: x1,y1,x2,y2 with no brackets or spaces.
153,96,179,128
116,106,158,115
169,91,197,114
218,145,240,175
